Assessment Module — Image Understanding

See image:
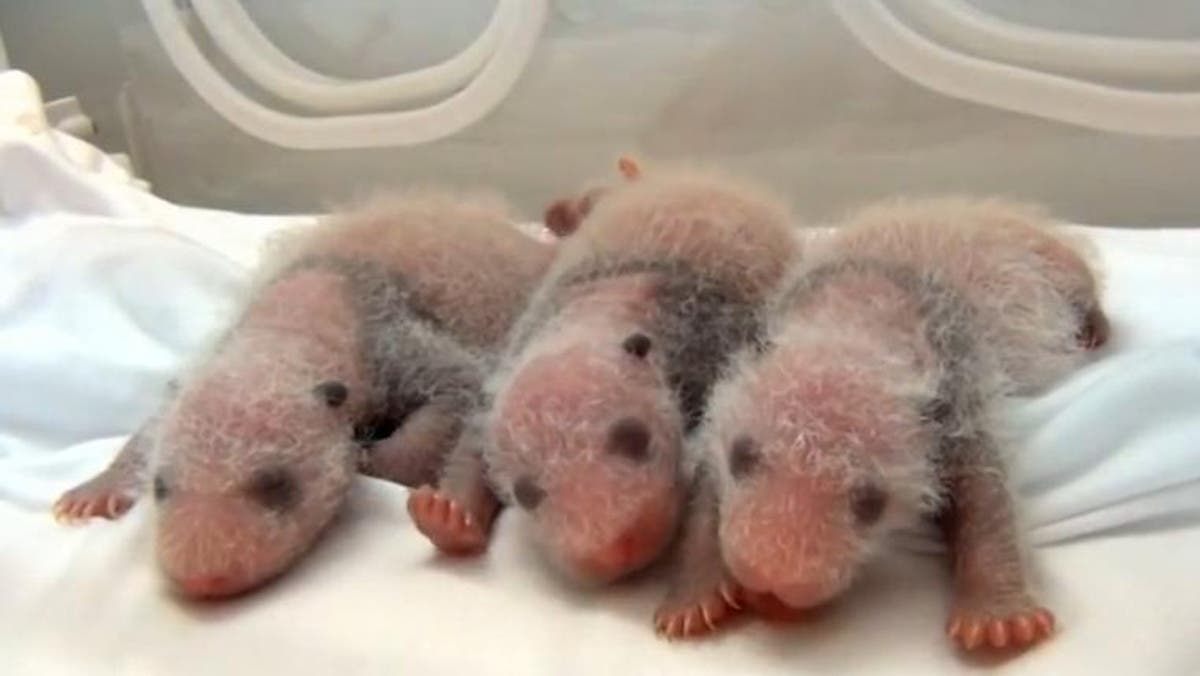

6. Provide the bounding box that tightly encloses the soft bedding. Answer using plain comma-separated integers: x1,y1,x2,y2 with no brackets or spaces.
1,70,1199,675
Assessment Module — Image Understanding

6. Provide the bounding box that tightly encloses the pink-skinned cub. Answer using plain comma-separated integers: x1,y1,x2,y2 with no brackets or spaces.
52,190,554,599
408,162,801,585
673,197,1108,651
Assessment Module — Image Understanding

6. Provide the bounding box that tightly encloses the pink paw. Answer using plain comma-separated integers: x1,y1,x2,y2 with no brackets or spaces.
947,597,1055,652
52,480,136,524
654,578,743,640
406,486,488,555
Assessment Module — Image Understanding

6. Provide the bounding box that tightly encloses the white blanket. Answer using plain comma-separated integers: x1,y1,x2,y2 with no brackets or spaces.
2,70,1199,675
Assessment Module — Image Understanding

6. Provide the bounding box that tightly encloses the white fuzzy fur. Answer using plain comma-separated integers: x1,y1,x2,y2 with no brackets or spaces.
480,164,801,581
698,196,1105,605
147,189,554,593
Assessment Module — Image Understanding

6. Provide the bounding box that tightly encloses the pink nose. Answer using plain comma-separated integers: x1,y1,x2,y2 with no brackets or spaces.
176,574,240,598
574,529,643,581
726,554,840,610
725,551,775,594
772,580,840,609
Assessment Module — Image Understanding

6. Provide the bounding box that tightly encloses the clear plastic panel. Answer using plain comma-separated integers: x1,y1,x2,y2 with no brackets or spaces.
108,0,1200,226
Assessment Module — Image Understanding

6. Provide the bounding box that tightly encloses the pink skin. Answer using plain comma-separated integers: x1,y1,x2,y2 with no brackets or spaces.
159,271,363,598
715,342,926,609
702,293,1082,651
706,330,1060,652
489,333,685,583
408,332,687,583
56,191,557,599
409,165,798,586
658,198,1101,649
409,271,690,583
653,272,927,639
56,271,364,599
153,354,358,598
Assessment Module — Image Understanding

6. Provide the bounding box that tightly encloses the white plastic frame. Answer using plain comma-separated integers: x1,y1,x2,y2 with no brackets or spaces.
835,0,1200,137
898,0,1200,80
140,0,547,149
190,0,515,112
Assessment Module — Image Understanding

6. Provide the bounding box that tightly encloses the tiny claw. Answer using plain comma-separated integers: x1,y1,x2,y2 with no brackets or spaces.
962,620,985,651
719,582,741,610
1034,608,1055,637
682,613,695,637
987,620,1008,648
1013,616,1035,644
700,606,715,632
59,503,77,523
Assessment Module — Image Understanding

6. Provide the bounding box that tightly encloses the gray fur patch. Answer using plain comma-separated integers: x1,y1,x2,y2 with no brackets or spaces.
284,256,486,449
517,255,764,434
652,263,762,432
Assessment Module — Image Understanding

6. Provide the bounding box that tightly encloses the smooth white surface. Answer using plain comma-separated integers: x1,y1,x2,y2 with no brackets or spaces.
1,69,1199,675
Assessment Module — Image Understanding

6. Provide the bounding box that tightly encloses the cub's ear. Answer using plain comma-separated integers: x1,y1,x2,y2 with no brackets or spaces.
313,381,349,408
622,332,652,359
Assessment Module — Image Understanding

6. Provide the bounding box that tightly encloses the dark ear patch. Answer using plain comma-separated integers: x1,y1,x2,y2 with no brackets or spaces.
607,417,651,463
850,481,888,527
544,199,582,238
314,381,349,408
729,436,760,479
622,332,652,359
513,475,546,511
246,467,300,512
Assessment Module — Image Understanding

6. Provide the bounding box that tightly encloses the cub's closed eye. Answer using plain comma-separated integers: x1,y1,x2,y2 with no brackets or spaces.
607,417,651,463
513,475,546,511
622,332,652,359
850,481,887,527
153,475,170,502
729,435,760,479
246,467,300,511
313,380,349,408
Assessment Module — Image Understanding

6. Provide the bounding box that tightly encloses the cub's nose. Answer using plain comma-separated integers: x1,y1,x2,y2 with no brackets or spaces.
176,574,240,598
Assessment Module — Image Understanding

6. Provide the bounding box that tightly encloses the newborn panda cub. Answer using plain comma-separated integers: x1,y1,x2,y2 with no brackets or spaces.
681,197,1109,651
408,163,801,586
53,191,555,599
